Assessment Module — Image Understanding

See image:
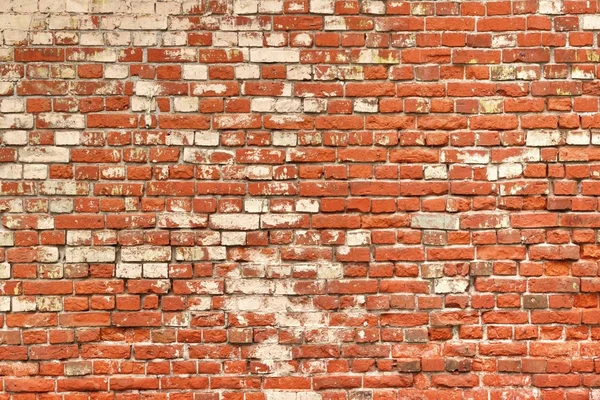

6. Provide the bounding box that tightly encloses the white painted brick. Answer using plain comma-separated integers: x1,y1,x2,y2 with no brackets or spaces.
49,199,74,213
4,215,53,230
362,0,384,13
135,82,163,97
245,199,268,213
0,233,14,247
104,16,168,30
143,263,168,278
0,262,10,279
236,65,261,79
195,131,220,146
347,230,370,246
250,49,299,63
259,0,284,13
296,199,319,213
291,33,312,47
227,279,275,295
132,96,156,112
248,166,272,180
0,114,33,129
424,165,447,180
2,131,27,145
265,392,297,400
304,98,327,113
0,14,32,29
221,17,270,31
275,98,302,112
287,65,312,80
572,67,594,79
189,297,211,311
19,147,69,163
107,32,131,46
39,181,88,196
174,97,199,112
0,164,22,179
121,246,171,262
2,29,27,46
0,99,25,113
324,16,347,30
214,32,238,47
234,0,258,13
498,163,523,179
39,0,66,12
526,131,563,146
434,278,469,294
354,98,378,113
55,131,81,146
69,48,117,62
491,34,516,48
411,214,459,230
163,32,187,46
567,131,590,145
239,32,263,47
422,263,444,279
0,297,10,311
174,247,227,261
37,113,84,130
298,393,321,400
273,132,297,147
261,214,305,228
80,32,104,45
310,0,334,13
266,32,286,47
182,65,208,80
210,214,260,230
1,200,23,213
13,297,36,312
248,344,292,360
224,296,286,312
313,263,342,279
278,312,326,327
31,32,53,45
582,15,600,30
0,83,13,96
193,83,233,96
116,263,142,279
67,231,92,246
105,65,129,79
221,232,246,246
157,213,207,228
156,1,181,15
539,0,563,14
252,98,276,112
66,247,116,263
91,0,126,12
166,131,194,146
502,148,540,163
131,0,157,13
13,0,39,12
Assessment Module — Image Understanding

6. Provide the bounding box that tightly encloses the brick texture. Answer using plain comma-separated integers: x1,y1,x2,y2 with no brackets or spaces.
1,0,600,397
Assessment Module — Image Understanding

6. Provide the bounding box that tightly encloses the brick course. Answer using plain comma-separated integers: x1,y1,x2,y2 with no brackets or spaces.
0,0,600,397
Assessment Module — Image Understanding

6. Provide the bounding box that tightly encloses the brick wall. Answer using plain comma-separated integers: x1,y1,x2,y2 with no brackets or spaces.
1,0,600,397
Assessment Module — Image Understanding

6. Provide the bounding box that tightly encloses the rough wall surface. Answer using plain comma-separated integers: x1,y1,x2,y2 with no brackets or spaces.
2,0,600,397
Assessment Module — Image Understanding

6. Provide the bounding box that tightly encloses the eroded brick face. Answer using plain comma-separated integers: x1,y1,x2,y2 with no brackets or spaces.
1,0,600,397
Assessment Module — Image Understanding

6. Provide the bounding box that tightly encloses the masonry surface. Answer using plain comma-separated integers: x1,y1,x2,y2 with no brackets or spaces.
2,0,600,397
